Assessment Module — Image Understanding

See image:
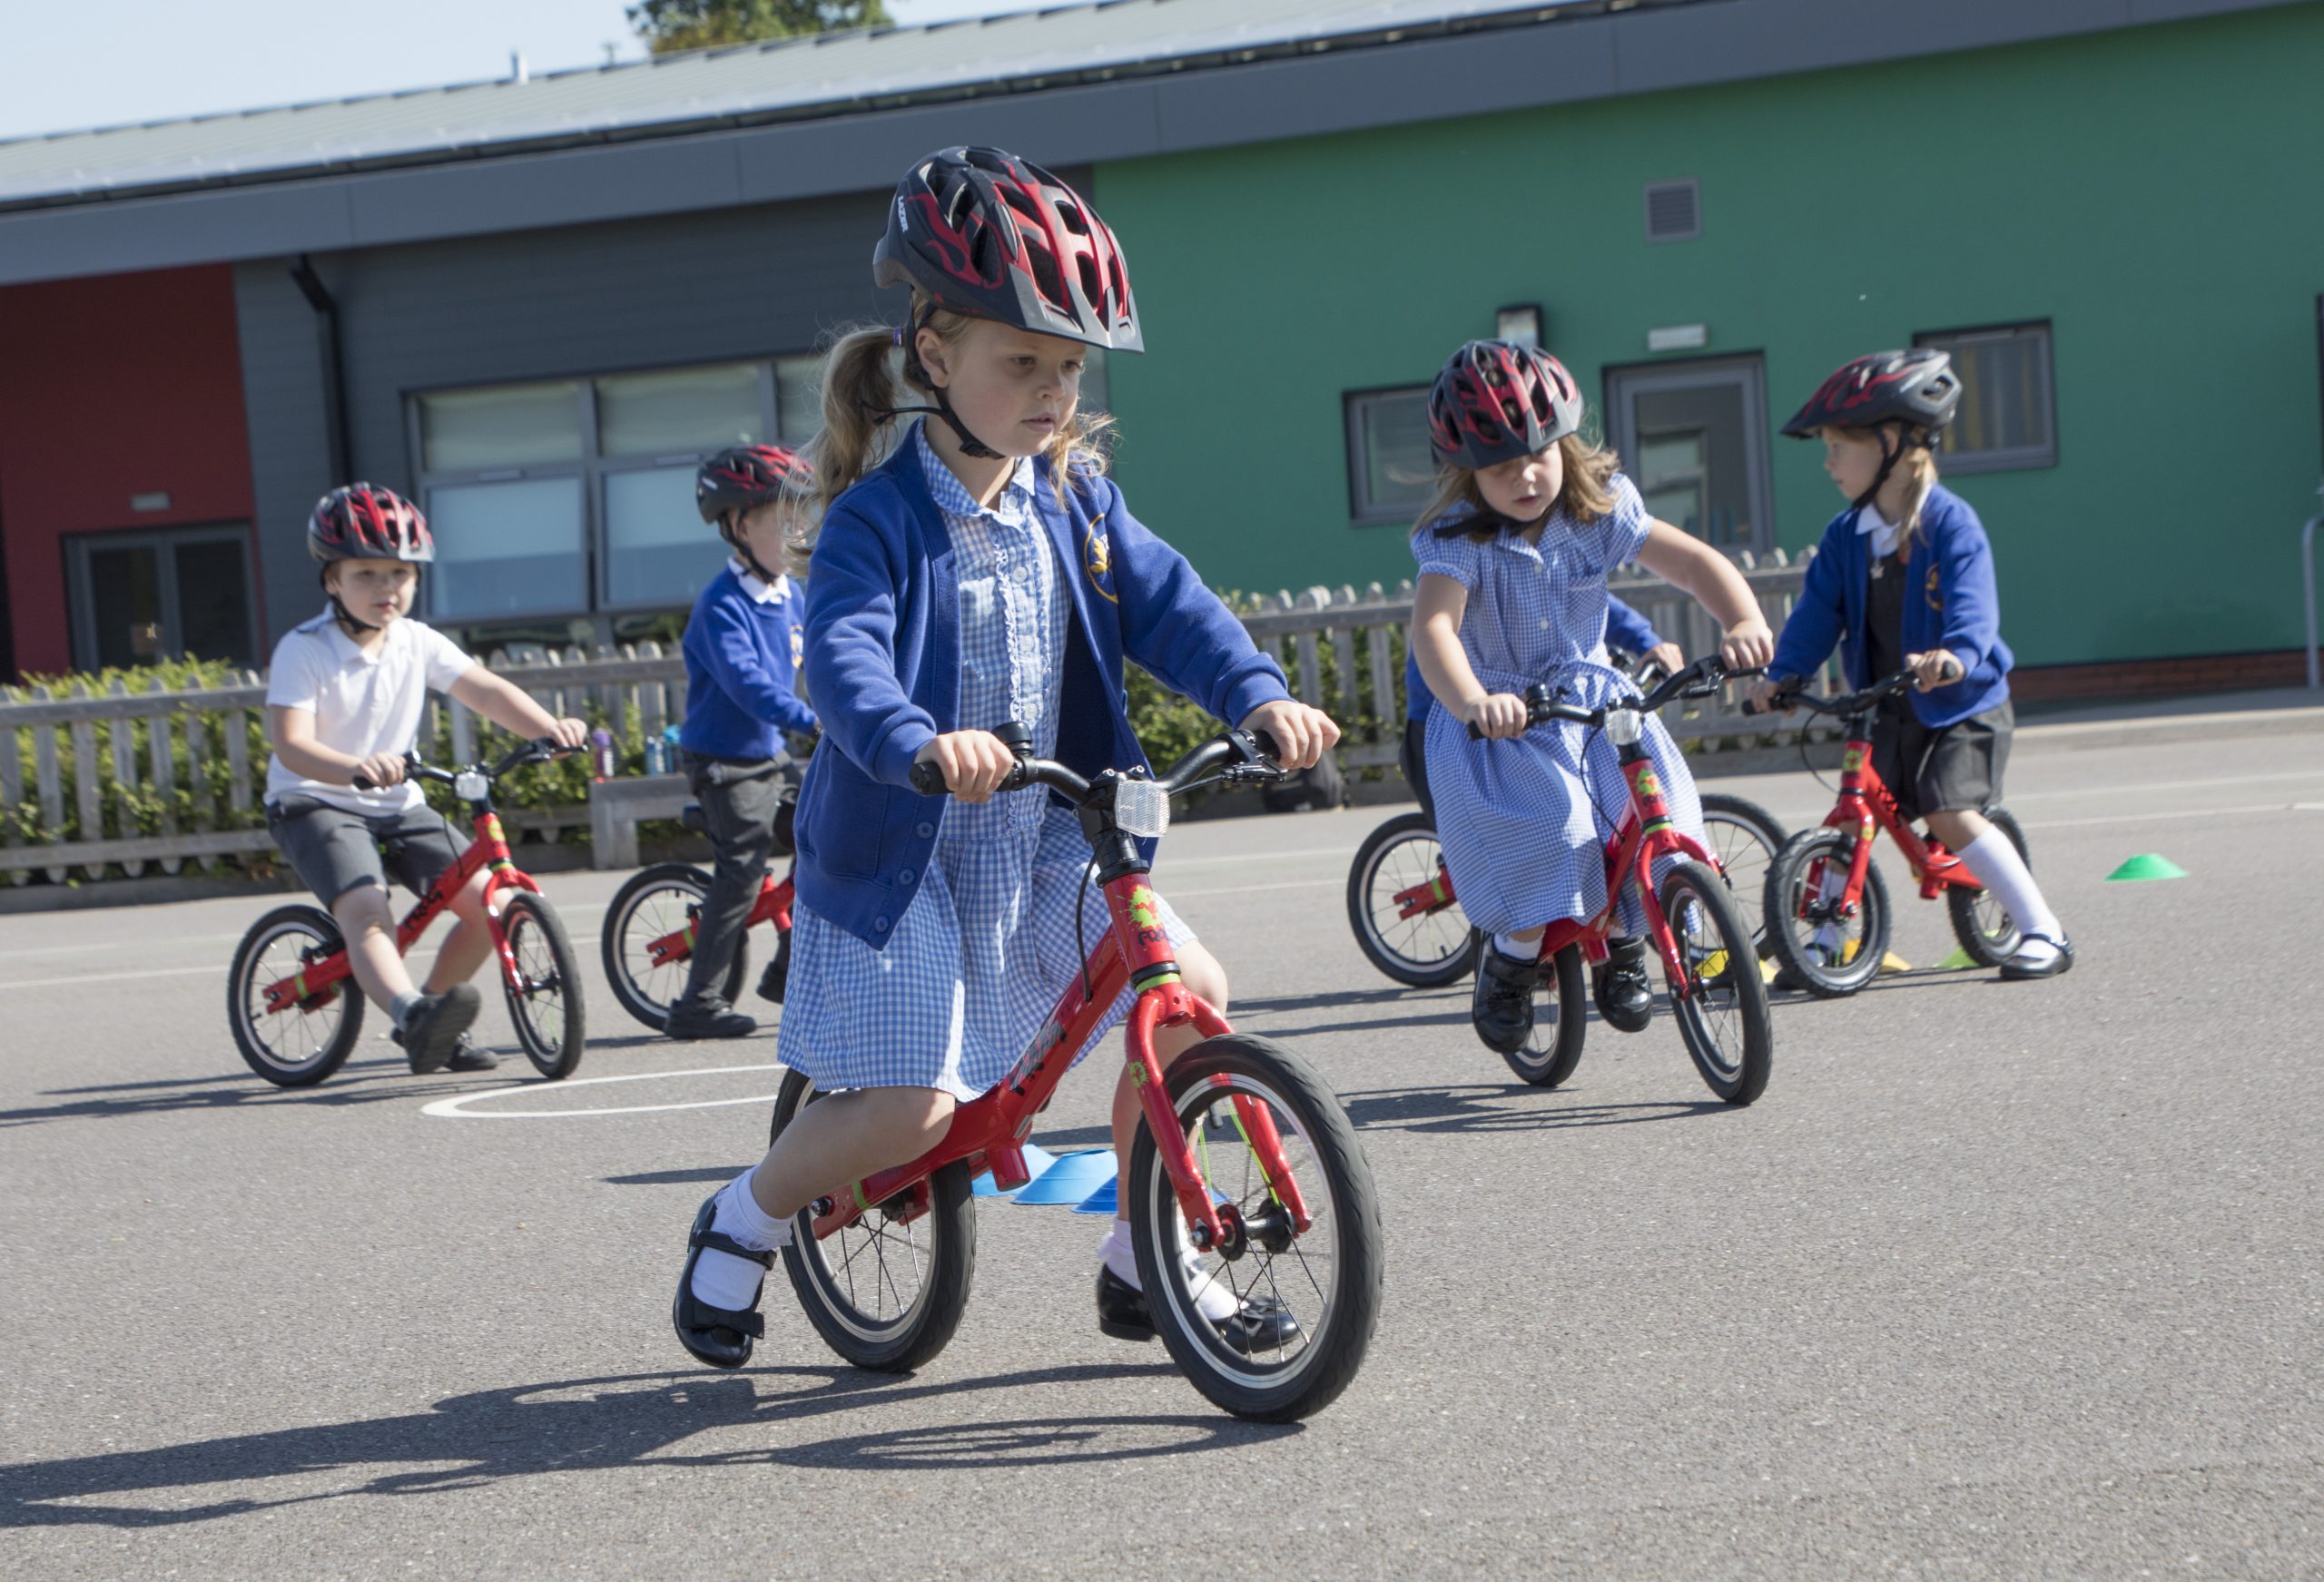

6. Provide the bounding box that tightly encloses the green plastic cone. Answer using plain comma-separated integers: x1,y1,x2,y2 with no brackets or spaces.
2106,853,2188,882
1935,947,1978,970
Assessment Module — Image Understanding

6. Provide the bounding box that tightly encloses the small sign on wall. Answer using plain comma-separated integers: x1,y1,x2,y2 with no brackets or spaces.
130,492,171,512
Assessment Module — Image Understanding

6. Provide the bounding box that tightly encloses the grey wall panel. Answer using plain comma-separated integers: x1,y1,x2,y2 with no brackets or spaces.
233,258,341,650
347,136,751,249
0,183,356,289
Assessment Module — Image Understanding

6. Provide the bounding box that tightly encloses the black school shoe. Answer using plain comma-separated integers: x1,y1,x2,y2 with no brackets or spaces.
398,986,482,1074
672,1193,771,1370
1593,938,1655,1034
1999,931,2076,982
393,1025,499,1073
665,997,757,1040
755,929,791,1006
1470,942,1539,1055
1095,1265,1301,1355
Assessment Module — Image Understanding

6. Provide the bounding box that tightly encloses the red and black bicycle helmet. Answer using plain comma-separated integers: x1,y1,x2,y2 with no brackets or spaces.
873,145,1142,354
308,484,432,565
1781,349,1960,443
695,444,812,525
1427,340,1586,470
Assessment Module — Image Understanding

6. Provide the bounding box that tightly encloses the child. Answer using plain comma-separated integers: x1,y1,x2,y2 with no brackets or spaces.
1747,349,2072,979
263,485,589,1073
665,444,820,1041
1407,340,1775,1055
1401,594,1678,822
670,145,1338,1368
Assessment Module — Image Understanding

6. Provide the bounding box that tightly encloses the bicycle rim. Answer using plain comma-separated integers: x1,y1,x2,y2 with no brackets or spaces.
1358,827,1472,982
233,914,359,1083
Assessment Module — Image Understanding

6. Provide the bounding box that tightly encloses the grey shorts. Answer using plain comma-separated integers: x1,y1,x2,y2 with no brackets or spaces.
1872,698,2014,824
267,796,464,908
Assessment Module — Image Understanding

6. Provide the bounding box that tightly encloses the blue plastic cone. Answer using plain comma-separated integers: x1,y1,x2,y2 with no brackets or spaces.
970,1141,1059,1199
1073,1177,1118,1215
1011,1148,1118,1205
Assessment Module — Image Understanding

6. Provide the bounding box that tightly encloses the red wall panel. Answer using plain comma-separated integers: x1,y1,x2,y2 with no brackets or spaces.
0,264,255,677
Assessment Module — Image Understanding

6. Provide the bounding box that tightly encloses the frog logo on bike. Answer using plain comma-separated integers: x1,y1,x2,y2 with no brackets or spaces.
1634,769,1662,801
1843,745,1867,773
1128,882,1164,945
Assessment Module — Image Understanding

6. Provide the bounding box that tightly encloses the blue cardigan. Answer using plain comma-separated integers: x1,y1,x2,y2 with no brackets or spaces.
677,565,816,760
1768,484,2013,728
1403,593,1665,722
794,443,1291,946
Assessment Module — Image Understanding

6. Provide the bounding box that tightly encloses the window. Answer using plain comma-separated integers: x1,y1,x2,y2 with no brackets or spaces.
1604,356,1774,555
411,355,822,628
1913,322,2056,472
65,524,260,672
1344,386,1435,526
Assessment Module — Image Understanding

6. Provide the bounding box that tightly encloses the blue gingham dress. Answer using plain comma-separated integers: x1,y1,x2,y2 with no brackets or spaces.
778,425,1193,1100
1413,474,1706,938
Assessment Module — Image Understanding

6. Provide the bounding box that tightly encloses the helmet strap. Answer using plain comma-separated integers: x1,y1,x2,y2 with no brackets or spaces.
720,514,783,587
1852,427,1905,515
865,308,1005,459
319,567,382,636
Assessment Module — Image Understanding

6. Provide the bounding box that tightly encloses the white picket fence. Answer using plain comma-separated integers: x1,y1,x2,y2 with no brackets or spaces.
1,553,1817,885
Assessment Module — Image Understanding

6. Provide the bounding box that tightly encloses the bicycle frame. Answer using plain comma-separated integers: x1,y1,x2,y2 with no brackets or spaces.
807,859,1306,1258
1533,748,1718,997
257,800,541,1017
1811,714,1984,914
639,873,795,975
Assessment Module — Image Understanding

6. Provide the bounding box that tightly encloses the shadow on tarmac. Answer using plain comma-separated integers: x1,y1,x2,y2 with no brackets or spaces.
1338,1083,1730,1135
0,1061,516,1130
0,1363,1290,1528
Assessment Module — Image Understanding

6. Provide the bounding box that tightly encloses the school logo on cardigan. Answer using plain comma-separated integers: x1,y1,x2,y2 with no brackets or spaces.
1082,522,1118,604
1925,566,1944,614
791,624,804,668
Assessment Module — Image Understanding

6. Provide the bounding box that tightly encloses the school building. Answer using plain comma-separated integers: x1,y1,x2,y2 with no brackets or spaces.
1,0,2318,695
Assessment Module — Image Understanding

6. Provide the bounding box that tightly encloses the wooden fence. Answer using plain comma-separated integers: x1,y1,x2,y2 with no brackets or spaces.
1,555,1818,885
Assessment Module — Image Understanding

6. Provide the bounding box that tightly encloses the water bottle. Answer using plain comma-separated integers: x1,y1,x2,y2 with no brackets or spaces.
643,734,668,777
591,728,615,782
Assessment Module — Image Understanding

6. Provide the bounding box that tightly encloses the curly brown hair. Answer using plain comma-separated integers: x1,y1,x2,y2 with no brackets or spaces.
1416,430,1621,542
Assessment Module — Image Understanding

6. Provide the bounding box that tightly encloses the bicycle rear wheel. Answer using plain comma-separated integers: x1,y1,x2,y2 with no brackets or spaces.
600,862,749,1031
1503,941,1587,1088
1763,828,1891,998
1127,1034,1383,1421
228,904,364,1087
1946,806,2029,967
498,889,586,1079
1698,793,1786,948
1345,811,1477,988
1659,860,1774,1105
774,1070,977,1373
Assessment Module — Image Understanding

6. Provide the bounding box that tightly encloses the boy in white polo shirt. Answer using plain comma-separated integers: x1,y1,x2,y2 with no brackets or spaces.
263,485,588,1074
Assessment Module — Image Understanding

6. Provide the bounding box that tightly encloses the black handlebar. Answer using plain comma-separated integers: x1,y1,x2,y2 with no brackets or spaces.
1464,654,1758,740
1739,668,1918,720
907,722,1286,803
350,737,580,792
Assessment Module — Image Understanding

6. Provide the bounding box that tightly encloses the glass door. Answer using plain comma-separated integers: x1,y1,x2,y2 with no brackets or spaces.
1605,356,1774,556
67,526,260,673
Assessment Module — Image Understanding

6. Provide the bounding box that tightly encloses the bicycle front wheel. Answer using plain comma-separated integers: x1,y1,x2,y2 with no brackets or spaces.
1659,860,1774,1105
1345,811,1477,988
1128,1034,1384,1421
774,1070,977,1373
498,889,586,1079
1763,828,1891,999
600,862,749,1031
228,904,364,1087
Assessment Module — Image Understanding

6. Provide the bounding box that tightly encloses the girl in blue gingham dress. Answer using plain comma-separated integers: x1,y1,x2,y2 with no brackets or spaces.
1409,340,1773,1056
777,426,1180,1099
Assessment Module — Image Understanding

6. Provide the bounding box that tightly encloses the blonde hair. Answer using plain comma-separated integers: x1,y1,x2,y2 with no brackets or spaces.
1415,429,1621,543
1828,423,1940,555
786,290,1115,576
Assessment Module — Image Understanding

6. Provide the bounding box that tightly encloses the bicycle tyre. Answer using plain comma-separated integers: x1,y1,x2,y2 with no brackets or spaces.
600,862,750,1032
1127,1034,1383,1421
1503,941,1588,1088
1344,811,1477,988
774,1069,978,1373
1660,860,1775,1105
1763,828,1891,999
499,889,586,1079
227,904,365,1087
1697,792,1787,948
1945,806,2030,968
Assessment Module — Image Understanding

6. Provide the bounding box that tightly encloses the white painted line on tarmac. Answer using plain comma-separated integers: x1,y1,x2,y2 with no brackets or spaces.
2017,802,2322,831
0,963,220,992
1167,878,1343,899
422,1063,783,1119
2007,768,2324,801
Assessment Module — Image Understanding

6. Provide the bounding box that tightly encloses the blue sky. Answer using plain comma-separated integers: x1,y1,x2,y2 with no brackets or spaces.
0,0,1035,141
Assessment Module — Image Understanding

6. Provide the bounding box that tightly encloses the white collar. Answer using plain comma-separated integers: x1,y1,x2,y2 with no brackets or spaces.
1856,506,1902,559
730,557,789,604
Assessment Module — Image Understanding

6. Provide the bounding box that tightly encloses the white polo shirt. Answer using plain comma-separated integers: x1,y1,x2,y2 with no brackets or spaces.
264,609,476,817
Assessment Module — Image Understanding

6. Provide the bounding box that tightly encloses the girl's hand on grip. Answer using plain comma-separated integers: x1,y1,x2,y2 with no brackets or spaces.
914,731,1017,803
1720,619,1775,673
1465,693,1529,741
1238,699,1340,771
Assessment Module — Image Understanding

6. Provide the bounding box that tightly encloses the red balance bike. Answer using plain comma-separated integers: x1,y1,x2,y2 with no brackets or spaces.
1465,656,1775,1105
602,780,797,1031
227,740,589,1086
763,723,1383,1423
1758,670,2029,997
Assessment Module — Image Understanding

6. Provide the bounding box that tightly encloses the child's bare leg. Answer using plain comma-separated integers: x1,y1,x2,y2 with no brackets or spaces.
332,885,416,1011
423,869,497,993
1924,808,1990,850
747,1086,956,1220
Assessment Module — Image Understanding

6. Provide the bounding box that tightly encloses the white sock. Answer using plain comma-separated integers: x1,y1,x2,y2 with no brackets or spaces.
1098,1217,1237,1322
690,1167,793,1313
389,990,425,1029
1955,829,2061,945
1492,931,1539,961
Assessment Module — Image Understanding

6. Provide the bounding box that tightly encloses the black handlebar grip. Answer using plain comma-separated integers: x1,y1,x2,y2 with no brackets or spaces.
1248,728,1285,762
350,774,376,791
910,759,947,796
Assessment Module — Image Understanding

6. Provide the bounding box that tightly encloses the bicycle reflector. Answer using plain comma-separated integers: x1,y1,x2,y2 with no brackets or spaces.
1113,777,1170,838
454,770,489,801
1603,706,1645,747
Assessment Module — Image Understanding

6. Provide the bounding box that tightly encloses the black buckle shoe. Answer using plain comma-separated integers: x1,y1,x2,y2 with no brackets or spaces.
755,929,791,1006
1999,931,2075,981
1593,938,1655,1034
1470,941,1539,1055
672,1193,771,1370
1094,1264,1300,1355
397,986,482,1074
665,998,758,1040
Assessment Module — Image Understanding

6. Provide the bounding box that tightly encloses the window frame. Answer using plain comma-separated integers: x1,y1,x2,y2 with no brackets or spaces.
1601,351,1776,558
1342,382,1437,528
1911,319,2058,474
64,521,261,673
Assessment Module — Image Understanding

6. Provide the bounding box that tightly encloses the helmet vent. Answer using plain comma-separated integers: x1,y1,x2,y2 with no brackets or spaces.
1077,255,1104,314
999,182,1042,222
1025,245,1068,313
1643,178,1700,243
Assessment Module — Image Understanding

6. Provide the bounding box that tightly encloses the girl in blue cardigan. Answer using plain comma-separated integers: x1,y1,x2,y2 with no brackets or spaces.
1748,349,2072,979
670,146,1338,1370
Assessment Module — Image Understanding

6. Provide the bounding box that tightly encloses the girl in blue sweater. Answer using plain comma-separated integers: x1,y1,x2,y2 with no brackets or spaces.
671,146,1337,1370
1748,349,2072,979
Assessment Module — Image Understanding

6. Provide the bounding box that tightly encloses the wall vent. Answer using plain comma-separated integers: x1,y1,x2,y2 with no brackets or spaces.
1644,179,1700,243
